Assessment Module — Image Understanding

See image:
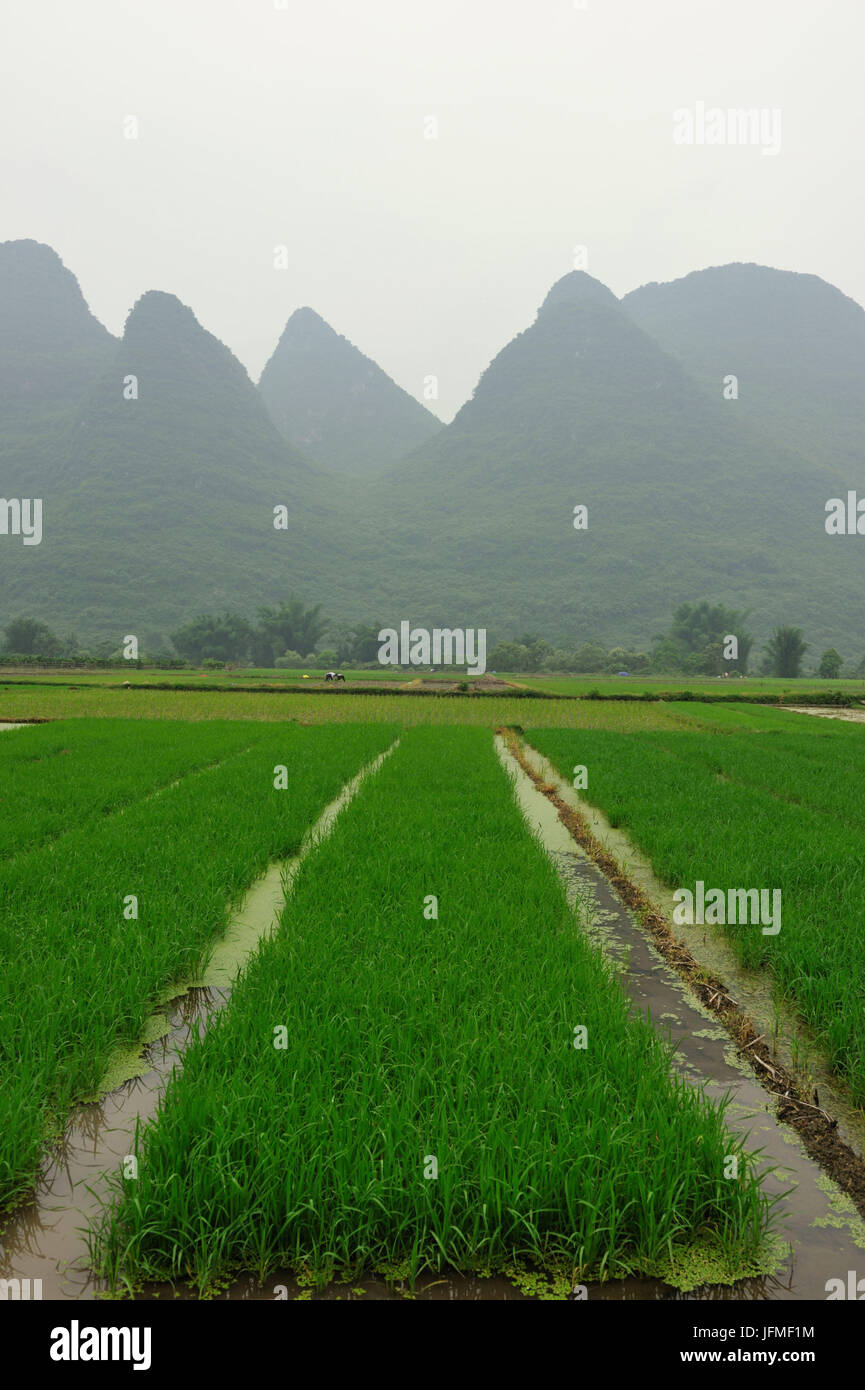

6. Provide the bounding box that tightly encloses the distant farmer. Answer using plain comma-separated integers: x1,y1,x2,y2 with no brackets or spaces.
325,671,346,682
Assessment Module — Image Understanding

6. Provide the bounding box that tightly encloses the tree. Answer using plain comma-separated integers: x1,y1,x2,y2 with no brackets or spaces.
570,643,609,673
604,647,650,673
252,598,329,666
604,646,630,673
89,638,118,660
488,641,531,671
171,612,252,663
2,617,63,657
663,601,754,674
649,636,686,674
701,640,724,677
141,628,172,659
544,648,572,671
515,634,551,669
818,648,843,679
330,622,383,666
765,627,808,677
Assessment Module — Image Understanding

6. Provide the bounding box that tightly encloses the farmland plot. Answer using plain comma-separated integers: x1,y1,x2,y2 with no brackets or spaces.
0,720,396,1208
635,721,865,825
526,726,865,1103
95,725,770,1291
0,719,271,860
0,683,777,729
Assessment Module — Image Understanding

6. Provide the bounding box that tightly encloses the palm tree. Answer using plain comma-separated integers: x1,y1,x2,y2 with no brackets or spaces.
253,597,329,664
765,627,808,677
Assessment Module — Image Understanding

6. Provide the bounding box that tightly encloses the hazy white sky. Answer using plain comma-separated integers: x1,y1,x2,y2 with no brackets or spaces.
3,0,863,420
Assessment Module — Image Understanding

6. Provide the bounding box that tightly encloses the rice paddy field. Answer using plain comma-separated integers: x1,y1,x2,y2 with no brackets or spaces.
2,685,864,1305
91,726,769,1291
0,680,847,728
1,682,710,726
526,719,865,1104
0,720,396,1207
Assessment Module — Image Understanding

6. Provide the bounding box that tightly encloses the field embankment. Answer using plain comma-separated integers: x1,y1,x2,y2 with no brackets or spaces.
4,683,853,728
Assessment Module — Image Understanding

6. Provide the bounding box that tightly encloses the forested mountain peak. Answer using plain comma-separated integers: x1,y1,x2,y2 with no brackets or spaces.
258,306,441,475
0,239,114,353
537,269,621,316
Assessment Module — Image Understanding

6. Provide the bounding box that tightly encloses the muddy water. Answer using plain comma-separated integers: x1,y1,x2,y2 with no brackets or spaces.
135,1265,798,1301
495,737,865,1300
0,745,397,1300
788,706,865,723
0,992,215,1299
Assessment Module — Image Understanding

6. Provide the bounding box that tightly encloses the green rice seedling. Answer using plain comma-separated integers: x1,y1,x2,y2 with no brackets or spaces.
94,726,771,1291
664,722,865,825
526,725,865,1103
0,721,396,1208
0,719,271,861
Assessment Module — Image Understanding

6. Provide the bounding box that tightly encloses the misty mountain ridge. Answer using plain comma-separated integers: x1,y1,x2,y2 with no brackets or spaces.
0,266,376,644
1,242,863,656
0,239,117,495
623,263,865,482
366,266,851,648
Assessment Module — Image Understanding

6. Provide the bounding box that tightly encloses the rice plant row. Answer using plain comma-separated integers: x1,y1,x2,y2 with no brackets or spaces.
95,725,770,1292
525,727,865,1102
0,720,396,1209
638,719,865,826
0,719,274,862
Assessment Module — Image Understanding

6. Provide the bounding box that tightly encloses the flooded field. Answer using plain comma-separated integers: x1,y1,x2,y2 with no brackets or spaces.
2,703,863,1304
788,706,865,723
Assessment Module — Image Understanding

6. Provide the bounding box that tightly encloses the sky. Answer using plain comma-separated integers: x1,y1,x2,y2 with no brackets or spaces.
2,0,863,421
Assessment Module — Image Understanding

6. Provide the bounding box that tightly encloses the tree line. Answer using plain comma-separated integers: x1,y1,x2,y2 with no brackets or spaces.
489,604,843,678
0,600,857,678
